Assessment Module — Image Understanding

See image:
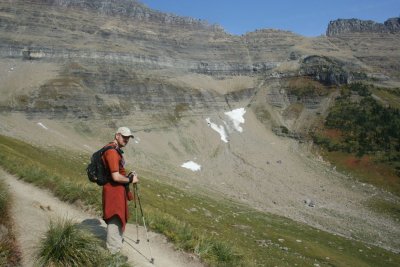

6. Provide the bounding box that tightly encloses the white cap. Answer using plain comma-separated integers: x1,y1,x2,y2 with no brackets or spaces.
116,127,134,138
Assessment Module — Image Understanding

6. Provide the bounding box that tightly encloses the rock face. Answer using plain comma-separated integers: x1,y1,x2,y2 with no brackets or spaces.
0,0,399,124
326,18,400,80
300,56,350,85
327,17,400,36
40,0,221,30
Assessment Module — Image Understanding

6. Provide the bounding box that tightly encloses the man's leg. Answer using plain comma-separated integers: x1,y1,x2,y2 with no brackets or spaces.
106,216,123,254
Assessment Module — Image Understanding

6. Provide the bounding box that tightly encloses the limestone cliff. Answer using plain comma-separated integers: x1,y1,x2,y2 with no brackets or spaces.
0,0,399,130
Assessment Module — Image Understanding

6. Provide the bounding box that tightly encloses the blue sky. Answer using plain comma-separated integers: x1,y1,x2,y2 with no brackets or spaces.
139,0,400,36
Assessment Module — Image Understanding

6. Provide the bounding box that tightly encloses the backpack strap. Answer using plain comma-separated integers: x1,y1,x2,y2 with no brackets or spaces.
101,145,123,184
101,145,123,156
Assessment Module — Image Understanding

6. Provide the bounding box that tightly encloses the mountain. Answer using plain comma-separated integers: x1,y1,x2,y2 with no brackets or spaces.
1,0,400,253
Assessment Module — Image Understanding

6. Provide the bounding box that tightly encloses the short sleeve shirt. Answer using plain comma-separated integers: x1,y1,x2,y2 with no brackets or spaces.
102,143,126,176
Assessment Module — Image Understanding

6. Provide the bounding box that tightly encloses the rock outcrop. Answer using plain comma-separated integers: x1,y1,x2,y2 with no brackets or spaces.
300,56,349,85
327,17,400,36
41,0,222,31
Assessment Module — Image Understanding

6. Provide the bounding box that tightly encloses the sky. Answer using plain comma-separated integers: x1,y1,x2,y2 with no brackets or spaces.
139,0,400,36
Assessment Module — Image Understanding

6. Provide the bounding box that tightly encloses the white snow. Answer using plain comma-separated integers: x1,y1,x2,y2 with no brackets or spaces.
206,118,228,143
205,108,246,143
37,122,48,130
225,108,246,132
181,161,201,172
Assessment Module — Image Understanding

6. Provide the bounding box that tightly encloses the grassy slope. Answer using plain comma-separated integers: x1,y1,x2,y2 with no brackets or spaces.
0,134,399,266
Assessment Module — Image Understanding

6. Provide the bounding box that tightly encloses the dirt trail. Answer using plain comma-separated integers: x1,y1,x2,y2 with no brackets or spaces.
0,168,203,267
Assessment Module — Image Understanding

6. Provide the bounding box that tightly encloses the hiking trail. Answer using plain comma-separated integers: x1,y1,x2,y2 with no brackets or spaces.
0,168,203,267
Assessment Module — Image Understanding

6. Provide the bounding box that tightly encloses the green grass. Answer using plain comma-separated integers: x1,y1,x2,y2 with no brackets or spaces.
0,178,21,266
1,134,400,266
36,218,129,267
370,87,400,109
137,177,400,266
365,197,400,222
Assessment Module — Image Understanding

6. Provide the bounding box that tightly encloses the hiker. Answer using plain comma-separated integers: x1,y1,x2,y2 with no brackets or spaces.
102,126,138,254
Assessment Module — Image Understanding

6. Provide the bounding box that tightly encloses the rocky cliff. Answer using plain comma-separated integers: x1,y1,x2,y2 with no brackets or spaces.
326,18,400,80
0,0,399,125
327,17,400,36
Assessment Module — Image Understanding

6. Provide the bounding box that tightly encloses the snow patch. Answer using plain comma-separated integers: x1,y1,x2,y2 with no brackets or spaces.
205,108,246,143
37,122,48,130
225,108,246,132
206,118,228,143
181,161,201,172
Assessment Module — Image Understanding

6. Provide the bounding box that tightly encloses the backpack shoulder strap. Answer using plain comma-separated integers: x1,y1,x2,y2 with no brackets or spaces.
100,145,123,157
100,145,115,154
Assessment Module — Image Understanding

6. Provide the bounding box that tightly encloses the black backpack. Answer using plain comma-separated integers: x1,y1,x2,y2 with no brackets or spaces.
86,146,121,186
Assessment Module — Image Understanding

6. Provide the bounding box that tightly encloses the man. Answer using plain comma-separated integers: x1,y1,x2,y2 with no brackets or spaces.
102,126,138,254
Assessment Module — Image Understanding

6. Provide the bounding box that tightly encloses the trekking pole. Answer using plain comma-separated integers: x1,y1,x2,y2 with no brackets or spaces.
133,183,154,264
134,189,139,244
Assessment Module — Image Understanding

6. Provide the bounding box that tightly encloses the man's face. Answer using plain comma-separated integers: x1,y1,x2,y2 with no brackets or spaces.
116,133,131,147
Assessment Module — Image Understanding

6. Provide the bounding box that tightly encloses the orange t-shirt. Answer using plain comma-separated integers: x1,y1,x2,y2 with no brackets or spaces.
102,143,129,231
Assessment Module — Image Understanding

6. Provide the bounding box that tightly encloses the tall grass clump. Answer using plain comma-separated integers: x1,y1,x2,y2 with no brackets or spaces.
0,179,21,266
36,218,129,267
194,236,243,267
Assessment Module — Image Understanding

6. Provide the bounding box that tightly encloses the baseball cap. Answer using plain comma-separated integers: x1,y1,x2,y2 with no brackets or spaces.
116,127,134,138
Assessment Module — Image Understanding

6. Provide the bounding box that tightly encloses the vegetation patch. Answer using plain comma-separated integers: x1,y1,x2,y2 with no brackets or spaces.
36,218,129,266
286,77,330,99
319,151,400,196
365,197,400,222
312,82,400,194
370,86,400,109
253,104,271,126
0,179,22,266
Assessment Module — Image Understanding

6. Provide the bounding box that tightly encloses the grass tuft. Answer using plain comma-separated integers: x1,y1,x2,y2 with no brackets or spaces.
36,218,129,267
36,219,101,266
